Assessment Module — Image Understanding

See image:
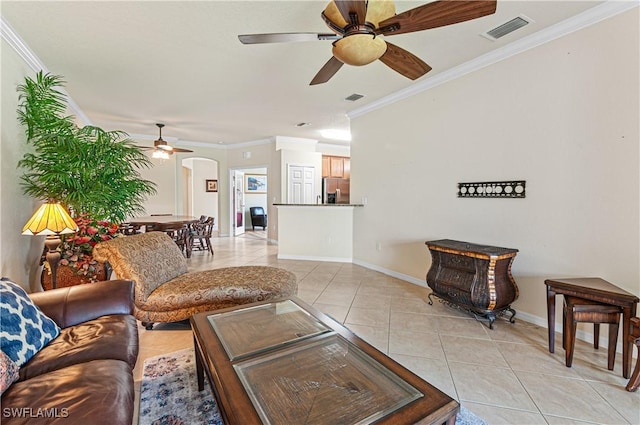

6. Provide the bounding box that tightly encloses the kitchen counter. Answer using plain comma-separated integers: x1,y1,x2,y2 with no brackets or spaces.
274,203,364,207
275,204,362,262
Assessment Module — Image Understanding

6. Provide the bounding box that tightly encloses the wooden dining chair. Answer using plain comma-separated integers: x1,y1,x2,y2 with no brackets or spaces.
626,317,640,391
154,223,192,258
190,217,214,254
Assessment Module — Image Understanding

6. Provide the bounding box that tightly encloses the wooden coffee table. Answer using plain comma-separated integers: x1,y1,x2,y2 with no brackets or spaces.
191,297,459,425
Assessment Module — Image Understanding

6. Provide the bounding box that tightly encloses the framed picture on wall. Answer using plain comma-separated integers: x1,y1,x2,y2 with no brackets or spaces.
245,174,267,193
206,179,218,192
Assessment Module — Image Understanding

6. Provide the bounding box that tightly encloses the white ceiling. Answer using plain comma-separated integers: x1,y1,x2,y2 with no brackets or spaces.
1,1,617,149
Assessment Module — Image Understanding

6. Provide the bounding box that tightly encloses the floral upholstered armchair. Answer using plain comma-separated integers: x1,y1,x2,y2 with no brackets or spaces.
93,231,297,329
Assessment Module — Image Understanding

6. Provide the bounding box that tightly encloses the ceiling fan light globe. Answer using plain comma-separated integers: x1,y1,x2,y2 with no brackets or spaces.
332,35,387,66
152,149,170,160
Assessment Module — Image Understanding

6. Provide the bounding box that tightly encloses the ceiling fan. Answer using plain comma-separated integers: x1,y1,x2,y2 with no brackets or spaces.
238,0,497,85
139,123,193,159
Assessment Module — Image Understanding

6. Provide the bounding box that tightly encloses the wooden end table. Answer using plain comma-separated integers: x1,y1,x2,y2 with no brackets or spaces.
191,297,459,425
545,277,639,378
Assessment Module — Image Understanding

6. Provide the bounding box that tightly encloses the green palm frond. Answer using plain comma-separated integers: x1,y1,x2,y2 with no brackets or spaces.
17,71,157,223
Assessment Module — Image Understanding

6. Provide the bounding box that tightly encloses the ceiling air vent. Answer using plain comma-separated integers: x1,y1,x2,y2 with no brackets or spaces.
344,93,365,102
483,15,532,41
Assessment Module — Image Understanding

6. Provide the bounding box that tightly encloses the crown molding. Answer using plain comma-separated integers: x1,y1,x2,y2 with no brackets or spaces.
1,16,93,126
129,133,275,150
181,137,276,150
349,1,639,119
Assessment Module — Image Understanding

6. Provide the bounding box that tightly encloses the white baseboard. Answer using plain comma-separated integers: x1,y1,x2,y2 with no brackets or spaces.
352,259,428,288
277,254,352,263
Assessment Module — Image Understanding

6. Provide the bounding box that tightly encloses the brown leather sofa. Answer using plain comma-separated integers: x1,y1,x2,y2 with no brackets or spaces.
1,280,139,425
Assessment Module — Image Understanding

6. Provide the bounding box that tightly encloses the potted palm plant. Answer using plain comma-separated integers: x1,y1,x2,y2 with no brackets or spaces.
17,71,157,287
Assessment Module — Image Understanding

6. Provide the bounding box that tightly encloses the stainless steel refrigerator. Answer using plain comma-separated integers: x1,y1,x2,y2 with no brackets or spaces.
322,178,350,204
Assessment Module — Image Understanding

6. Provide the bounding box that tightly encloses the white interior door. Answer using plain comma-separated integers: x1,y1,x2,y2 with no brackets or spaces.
288,166,315,204
232,170,245,235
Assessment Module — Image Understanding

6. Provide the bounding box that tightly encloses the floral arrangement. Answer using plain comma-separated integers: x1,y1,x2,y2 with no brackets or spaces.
45,214,120,282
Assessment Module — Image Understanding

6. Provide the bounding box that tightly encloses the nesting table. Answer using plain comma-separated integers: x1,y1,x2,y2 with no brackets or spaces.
545,277,639,379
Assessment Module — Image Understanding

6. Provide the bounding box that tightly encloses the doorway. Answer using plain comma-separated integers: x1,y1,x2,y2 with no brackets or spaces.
231,170,245,236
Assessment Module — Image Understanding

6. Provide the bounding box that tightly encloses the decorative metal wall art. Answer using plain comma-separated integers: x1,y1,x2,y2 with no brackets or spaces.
458,181,526,198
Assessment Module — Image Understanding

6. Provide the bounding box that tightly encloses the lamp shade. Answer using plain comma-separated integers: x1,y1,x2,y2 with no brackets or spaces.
22,203,78,236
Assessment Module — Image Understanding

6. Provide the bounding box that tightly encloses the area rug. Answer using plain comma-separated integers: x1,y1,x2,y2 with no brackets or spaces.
139,348,488,425
139,348,222,425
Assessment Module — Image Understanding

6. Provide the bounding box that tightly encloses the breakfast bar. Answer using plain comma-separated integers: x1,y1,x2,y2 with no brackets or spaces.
274,204,363,262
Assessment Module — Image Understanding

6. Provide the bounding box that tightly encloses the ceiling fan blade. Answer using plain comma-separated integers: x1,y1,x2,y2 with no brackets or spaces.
334,0,368,26
238,33,340,44
365,0,396,28
134,145,153,151
378,0,497,36
379,42,432,80
310,56,344,85
155,144,193,153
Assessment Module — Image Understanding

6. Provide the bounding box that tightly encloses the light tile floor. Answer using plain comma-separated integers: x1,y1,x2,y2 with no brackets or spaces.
133,232,640,425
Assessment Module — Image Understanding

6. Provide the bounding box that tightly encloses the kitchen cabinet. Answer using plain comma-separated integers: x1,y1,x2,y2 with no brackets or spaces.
343,158,350,179
322,157,330,178
330,157,344,178
322,155,350,178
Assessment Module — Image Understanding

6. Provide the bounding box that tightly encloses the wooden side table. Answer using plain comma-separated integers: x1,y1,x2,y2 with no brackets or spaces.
545,278,639,379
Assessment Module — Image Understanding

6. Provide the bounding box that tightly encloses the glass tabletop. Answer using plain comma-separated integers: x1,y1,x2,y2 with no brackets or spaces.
207,299,331,360
233,333,423,425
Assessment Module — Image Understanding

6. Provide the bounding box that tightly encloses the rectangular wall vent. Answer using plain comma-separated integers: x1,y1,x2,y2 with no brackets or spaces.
344,93,365,102
483,16,532,41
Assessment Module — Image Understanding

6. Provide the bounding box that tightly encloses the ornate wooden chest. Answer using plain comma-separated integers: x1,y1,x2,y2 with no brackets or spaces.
425,239,519,328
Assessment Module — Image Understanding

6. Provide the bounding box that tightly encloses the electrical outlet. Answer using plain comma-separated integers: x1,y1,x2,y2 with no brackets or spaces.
376,242,382,252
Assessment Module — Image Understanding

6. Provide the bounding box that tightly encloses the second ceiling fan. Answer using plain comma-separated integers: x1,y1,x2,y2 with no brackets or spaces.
145,123,193,159
239,0,497,85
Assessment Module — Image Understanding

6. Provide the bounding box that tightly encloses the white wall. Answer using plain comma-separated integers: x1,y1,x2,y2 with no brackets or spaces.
350,9,639,325
0,39,48,291
188,158,219,228
139,153,178,216
317,143,350,157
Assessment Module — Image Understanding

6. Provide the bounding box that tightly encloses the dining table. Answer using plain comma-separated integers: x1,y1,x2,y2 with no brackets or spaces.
128,215,200,257
128,215,199,228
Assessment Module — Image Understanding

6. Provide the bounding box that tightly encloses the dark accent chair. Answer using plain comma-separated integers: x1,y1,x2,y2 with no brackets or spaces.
250,207,267,230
